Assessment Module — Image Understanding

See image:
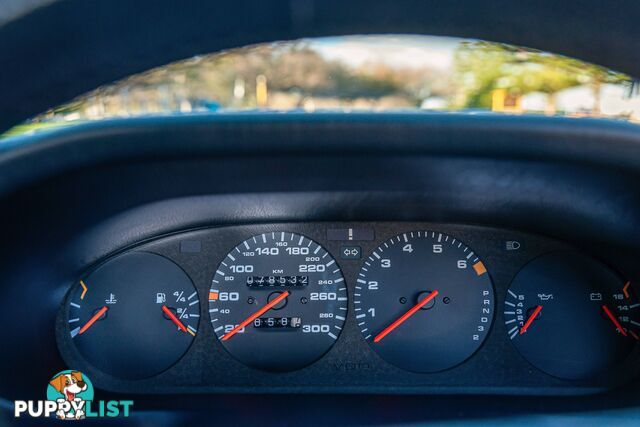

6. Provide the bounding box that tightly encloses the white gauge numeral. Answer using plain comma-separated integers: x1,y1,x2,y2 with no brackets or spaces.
299,264,325,272
218,292,239,301
256,248,279,255
230,265,254,273
310,292,337,301
286,247,310,255
302,324,330,333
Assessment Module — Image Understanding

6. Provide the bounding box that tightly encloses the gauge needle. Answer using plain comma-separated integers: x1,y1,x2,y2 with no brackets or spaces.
519,305,543,335
602,304,628,337
374,290,439,343
221,291,290,341
78,306,108,335
162,305,188,333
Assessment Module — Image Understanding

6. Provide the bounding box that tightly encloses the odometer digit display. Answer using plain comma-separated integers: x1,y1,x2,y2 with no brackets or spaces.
209,232,347,371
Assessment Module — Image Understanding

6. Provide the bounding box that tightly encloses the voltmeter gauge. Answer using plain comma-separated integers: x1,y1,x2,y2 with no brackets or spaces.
67,252,199,379
209,232,347,371
504,251,638,380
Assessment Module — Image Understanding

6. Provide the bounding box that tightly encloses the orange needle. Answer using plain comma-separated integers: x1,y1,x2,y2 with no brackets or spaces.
162,305,188,332
602,304,628,337
78,306,108,335
221,291,290,341
520,305,543,335
623,281,631,299
374,290,439,343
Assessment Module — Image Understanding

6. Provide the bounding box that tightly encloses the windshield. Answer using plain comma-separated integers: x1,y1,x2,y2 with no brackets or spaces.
3,35,639,139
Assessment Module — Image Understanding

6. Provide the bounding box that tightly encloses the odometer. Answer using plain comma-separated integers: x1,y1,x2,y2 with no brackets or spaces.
354,231,494,373
209,232,347,371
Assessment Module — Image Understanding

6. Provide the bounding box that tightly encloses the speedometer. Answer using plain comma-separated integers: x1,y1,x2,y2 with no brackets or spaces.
209,231,347,371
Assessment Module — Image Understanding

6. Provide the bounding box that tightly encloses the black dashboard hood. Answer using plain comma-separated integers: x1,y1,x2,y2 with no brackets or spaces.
0,0,639,134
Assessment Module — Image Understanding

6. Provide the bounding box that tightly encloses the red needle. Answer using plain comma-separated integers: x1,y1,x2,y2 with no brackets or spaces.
221,291,290,341
162,305,188,332
602,304,628,337
374,290,439,343
520,305,543,335
78,306,108,335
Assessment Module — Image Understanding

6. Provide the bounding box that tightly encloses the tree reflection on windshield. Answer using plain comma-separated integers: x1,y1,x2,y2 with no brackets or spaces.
3,35,639,139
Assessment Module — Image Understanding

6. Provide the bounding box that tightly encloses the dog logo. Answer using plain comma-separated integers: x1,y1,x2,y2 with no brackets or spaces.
46,370,94,420
14,369,132,419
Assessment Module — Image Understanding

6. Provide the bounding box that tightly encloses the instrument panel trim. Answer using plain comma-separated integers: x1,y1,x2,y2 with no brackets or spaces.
55,222,640,395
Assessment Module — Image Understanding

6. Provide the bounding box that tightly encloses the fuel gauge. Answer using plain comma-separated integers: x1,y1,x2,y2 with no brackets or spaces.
504,251,637,380
67,252,199,379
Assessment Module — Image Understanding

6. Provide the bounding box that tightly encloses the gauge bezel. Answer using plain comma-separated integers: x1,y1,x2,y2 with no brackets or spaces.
503,250,639,380
354,231,496,373
208,231,348,372
62,251,201,380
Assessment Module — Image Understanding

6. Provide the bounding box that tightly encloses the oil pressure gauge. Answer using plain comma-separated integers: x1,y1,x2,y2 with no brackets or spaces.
504,251,637,380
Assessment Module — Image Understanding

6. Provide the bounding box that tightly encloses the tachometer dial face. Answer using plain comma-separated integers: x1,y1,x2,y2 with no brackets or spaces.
209,232,347,371
68,252,199,379
354,231,494,373
504,251,637,380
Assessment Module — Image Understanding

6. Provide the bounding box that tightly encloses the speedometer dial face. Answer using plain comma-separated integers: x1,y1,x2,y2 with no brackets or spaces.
355,231,494,373
209,232,347,371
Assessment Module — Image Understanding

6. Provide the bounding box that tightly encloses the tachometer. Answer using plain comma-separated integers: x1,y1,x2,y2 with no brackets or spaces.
209,232,347,371
354,231,494,372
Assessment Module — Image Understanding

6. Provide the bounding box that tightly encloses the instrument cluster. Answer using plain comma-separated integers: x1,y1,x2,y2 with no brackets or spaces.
55,223,640,394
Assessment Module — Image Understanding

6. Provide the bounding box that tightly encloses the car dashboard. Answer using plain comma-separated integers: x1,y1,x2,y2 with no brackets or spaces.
55,220,640,395
2,113,640,423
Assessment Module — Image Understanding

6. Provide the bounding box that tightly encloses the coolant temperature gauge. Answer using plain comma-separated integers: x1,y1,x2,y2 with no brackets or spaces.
67,252,200,379
504,251,637,380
